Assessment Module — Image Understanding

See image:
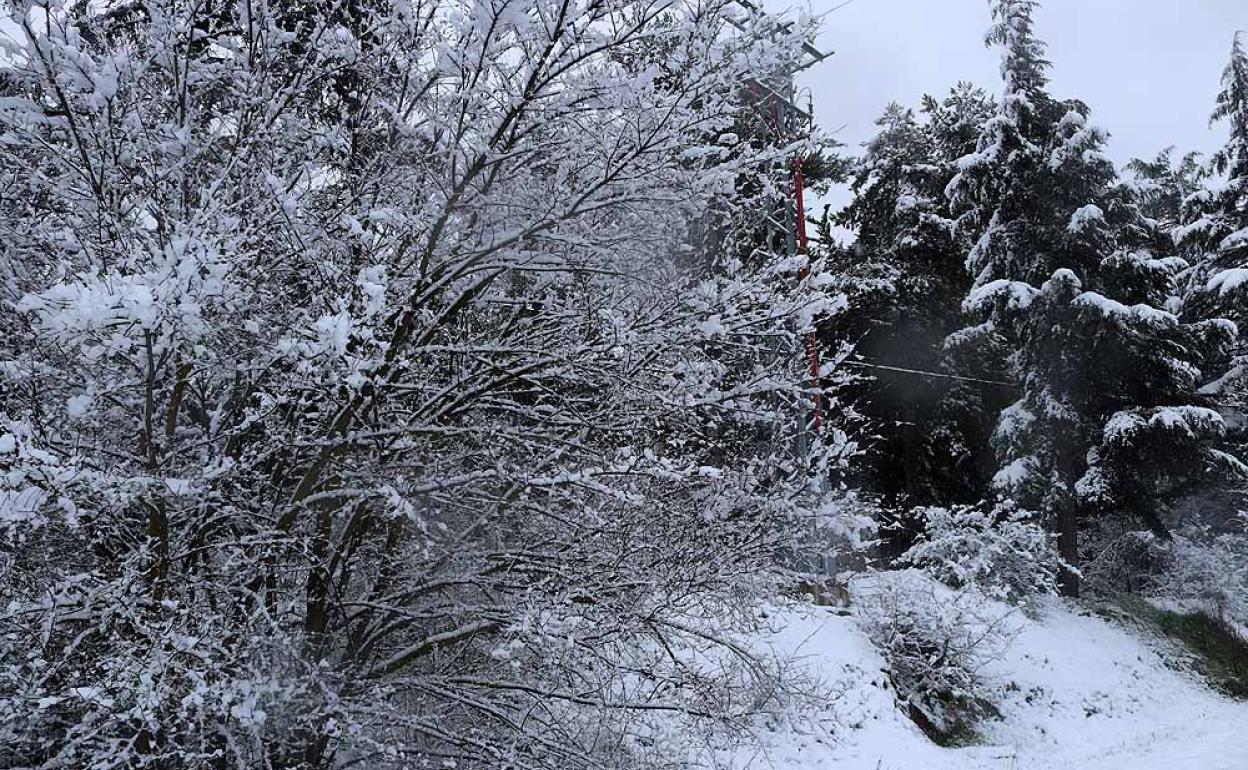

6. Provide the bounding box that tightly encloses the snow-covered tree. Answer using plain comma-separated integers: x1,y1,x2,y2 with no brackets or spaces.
948,0,1237,596
1178,33,1248,331
0,1,850,767
1174,34,1248,420
1125,147,1206,257
900,500,1062,606
829,85,1001,543
836,87,996,361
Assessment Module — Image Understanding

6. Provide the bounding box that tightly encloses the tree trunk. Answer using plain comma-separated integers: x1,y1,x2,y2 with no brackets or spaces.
1054,434,1082,598
1056,503,1079,598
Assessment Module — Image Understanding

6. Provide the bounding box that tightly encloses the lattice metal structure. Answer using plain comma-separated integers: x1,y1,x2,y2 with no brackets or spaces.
728,1,831,455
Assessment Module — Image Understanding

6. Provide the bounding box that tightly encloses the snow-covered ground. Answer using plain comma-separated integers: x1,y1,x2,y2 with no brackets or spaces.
735,598,1248,770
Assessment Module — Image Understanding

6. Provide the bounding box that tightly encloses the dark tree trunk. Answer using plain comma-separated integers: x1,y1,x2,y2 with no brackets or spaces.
1055,442,1082,598
1056,504,1079,598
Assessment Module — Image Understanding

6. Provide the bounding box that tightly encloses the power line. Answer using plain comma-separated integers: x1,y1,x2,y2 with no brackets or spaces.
842,360,1017,389
828,0,866,13
841,360,1244,410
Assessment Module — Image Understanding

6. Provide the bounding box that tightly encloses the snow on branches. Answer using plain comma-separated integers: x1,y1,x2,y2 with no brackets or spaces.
0,0,848,767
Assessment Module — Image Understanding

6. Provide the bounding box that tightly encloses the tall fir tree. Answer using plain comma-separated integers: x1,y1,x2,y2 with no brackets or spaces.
830,86,1003,550
1124,147,1206,258
948,0,1237,596
1177,33,1248,413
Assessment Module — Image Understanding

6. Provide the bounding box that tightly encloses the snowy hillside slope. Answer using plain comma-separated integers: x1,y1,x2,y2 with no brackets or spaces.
735,599,1248,770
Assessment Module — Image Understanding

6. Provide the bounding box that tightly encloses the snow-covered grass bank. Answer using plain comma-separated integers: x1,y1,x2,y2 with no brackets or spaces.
733,597,1248,770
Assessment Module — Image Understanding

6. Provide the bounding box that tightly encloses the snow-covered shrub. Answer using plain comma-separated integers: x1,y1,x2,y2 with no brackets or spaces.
1152,516,1248,637
899,501,1063,608
792,491,881,574
1078,518,1169,596
0,0,849,767
853,571,1017,743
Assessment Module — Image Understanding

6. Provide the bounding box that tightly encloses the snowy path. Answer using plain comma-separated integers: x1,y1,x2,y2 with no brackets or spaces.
736,600,1248,770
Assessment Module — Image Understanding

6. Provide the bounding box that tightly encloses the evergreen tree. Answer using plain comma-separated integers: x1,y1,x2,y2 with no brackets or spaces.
1127,149,1205,231
949,0,1236,596
1178,33,1248,328
830,85,1001,551
1177,34,1248,413
1124,147,1206,257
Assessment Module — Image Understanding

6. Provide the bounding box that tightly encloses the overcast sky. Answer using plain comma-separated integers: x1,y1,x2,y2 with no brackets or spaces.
791,0,1245,211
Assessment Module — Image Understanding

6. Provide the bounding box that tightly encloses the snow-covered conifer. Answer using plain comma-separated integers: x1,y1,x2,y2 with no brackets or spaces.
1178,34,1248,330
831,85,999,538
948,0,1236,596
1175,34,1248,418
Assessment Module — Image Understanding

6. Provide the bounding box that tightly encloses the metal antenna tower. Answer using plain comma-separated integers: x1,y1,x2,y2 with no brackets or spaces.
729,0,832,458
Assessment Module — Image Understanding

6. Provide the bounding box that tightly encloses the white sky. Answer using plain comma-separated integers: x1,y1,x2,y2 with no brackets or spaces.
791,0,1246,214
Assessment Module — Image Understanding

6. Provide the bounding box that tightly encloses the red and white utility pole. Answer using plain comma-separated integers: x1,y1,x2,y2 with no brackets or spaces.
792,155,823,435
730,0,831,444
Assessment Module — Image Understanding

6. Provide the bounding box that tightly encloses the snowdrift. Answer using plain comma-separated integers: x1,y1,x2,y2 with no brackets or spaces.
732,597,1248,770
